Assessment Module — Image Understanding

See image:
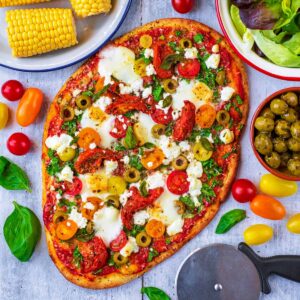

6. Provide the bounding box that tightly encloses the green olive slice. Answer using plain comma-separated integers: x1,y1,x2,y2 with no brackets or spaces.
124,168,141,183
113,252,128,266
60,106,75,121
136,231,152,247
76,95,92,110
105,195,120,209
216,110,230,126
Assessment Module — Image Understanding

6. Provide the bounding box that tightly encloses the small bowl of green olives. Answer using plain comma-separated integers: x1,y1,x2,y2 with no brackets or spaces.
251,87,300,181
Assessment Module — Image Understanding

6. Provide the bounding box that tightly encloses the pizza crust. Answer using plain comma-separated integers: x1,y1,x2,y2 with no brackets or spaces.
42,18,248,289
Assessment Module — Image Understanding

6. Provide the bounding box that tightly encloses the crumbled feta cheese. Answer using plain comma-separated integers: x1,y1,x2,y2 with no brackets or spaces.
187,160,203,178
57,165,74,183
184,47,198,59
172,109,180,120
142,86,152,99
120,236,139,257
133,210,150,225
119,83,133,95
220,129,235,144
167,218,184,236
84,202,95,210
72,89,81,97
146,172,165,189
212,44,219,53
94,96,112,111
144,48,154,58
122,155,130,164
158,136,181,165
205,54,220,69
188,177,202,205
179,141,191,152
45,134,73,154
104,160,118,176
207,134,214,144
146,64,156,76
69,208,87,229
221,86,235,102
120,189,133,205
111,127,118,133
74,108,83,116
131,78,144,96
89,142,97,150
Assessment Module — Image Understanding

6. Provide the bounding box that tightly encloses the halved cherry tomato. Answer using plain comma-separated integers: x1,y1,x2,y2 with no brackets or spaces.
110,230,128,252
1,80,25,101
78,127,101,150
287,213,300,234
167,170,189,195
56,220,78,240
229,106,241,122
172,0,195,14
178,59,201,79
232,179,257,203
81,197,102,220
250,194,286,220
16,87,43,127
151,107,173,125
7,132,31,156
195,104,216,128
141,147,165,170
65,177,83,196
110,116,131,138
145,219,166,238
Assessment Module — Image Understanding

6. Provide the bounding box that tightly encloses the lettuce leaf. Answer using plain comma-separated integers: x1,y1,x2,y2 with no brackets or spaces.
283,32,300,54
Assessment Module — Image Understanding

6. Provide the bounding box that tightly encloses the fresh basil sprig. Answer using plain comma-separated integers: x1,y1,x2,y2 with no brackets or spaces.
4,201,41,262
215,209,246,234
141,287,171,300
0,156,31,192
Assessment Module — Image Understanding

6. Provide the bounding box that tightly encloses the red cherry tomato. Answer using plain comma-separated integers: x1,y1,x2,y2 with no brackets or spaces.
151,107,173,125
178,59,201,79
172,0,195,14
232,179,257,203
109,116,131,138
167,170,189,195
109,230,128,252
1,80,25,101
7,132,31,156
229,106,241,122
64,177,83,196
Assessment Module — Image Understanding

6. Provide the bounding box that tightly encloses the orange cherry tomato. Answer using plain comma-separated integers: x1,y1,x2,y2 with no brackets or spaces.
95,77,105,92
81,197,103,220
141,147,164,170
56,220,78,240
145,219,165,238
78,127,101,150
250,194,286,220
195,104,216,128
16,87,43,127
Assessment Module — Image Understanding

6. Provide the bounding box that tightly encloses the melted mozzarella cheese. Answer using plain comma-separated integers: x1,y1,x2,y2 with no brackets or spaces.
120,236,139,257
45,134,73,154
93,206,123,247
57,165,74,183
137,113,157,144
98,46,141,85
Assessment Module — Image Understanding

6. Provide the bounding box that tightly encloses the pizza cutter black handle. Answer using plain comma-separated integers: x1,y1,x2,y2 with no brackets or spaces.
238,242,300,295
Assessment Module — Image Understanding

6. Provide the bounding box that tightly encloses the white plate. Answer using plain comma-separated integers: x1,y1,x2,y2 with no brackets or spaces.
216,0,300,81
0,0,132,72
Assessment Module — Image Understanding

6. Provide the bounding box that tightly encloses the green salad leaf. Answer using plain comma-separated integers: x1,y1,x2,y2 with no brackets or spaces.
283,31,300,54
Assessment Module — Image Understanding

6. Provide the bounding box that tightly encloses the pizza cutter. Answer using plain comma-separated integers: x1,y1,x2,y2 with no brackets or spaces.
176,243,300,300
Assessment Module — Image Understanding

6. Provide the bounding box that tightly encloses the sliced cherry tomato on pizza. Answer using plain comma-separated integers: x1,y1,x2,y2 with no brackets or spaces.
141,147,165,170
110,116,131,138
110,230,128,252
195,104,216,128
151,106,173,125
167,170,189,195
56,220,78,240
229,106,241,122
145,219,166,238
153,42,173,79
178,59,201,79
81,197,103,220
64,177,83,196
78,127,101,150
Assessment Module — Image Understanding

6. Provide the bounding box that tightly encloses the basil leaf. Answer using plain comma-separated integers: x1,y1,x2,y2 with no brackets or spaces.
153,85,163,102
215,209,246,234
4,201,41,262
129,155,144,171
73,246,83,268
124,126,137,149
143,142,155,149
161,53,183,70
200,137,213,151
0,156,31,192
141,287,171,300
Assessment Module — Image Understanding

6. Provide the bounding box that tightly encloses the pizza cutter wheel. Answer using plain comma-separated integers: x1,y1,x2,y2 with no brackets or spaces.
176,243,300,300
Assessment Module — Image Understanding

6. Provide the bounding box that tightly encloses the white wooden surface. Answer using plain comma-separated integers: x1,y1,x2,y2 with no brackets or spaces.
0,1,300,299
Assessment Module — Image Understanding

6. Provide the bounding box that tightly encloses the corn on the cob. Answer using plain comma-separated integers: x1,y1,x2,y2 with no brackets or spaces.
0,0,50,7
6,8,78,58
70,0,112,18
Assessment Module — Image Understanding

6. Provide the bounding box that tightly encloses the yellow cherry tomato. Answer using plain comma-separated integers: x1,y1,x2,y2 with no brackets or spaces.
134,58,147,77
141,147,165,170
259,174,298,197
139,34,153,48
108,176,126,195
58,147,76,162
193,142,213,161
0,102,9,130
287,213,300,234
243,224,273,246
145,219,165,238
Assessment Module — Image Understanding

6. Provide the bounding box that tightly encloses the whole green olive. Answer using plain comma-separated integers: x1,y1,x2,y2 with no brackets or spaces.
260,107,275,120
290,121,300,141
287,158,300,176
287,138,300,152
281,92,299,107
293,152,300,160
270,98,289,115
254,117,274,132
254,133,273,155
280,152,291,168
282,108,298,123
273,137,288,153
265,152,281,169
275,120,290,138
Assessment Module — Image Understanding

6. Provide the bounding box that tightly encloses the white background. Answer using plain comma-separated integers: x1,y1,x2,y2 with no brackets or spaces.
0,1,300,299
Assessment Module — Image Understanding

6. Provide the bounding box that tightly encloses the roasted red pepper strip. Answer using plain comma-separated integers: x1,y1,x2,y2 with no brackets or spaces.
173,100,196,141
153,41,173,79
121,186,164,230
75,149,123,174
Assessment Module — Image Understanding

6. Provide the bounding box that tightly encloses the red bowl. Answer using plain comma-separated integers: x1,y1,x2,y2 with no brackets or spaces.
250,87,300,181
